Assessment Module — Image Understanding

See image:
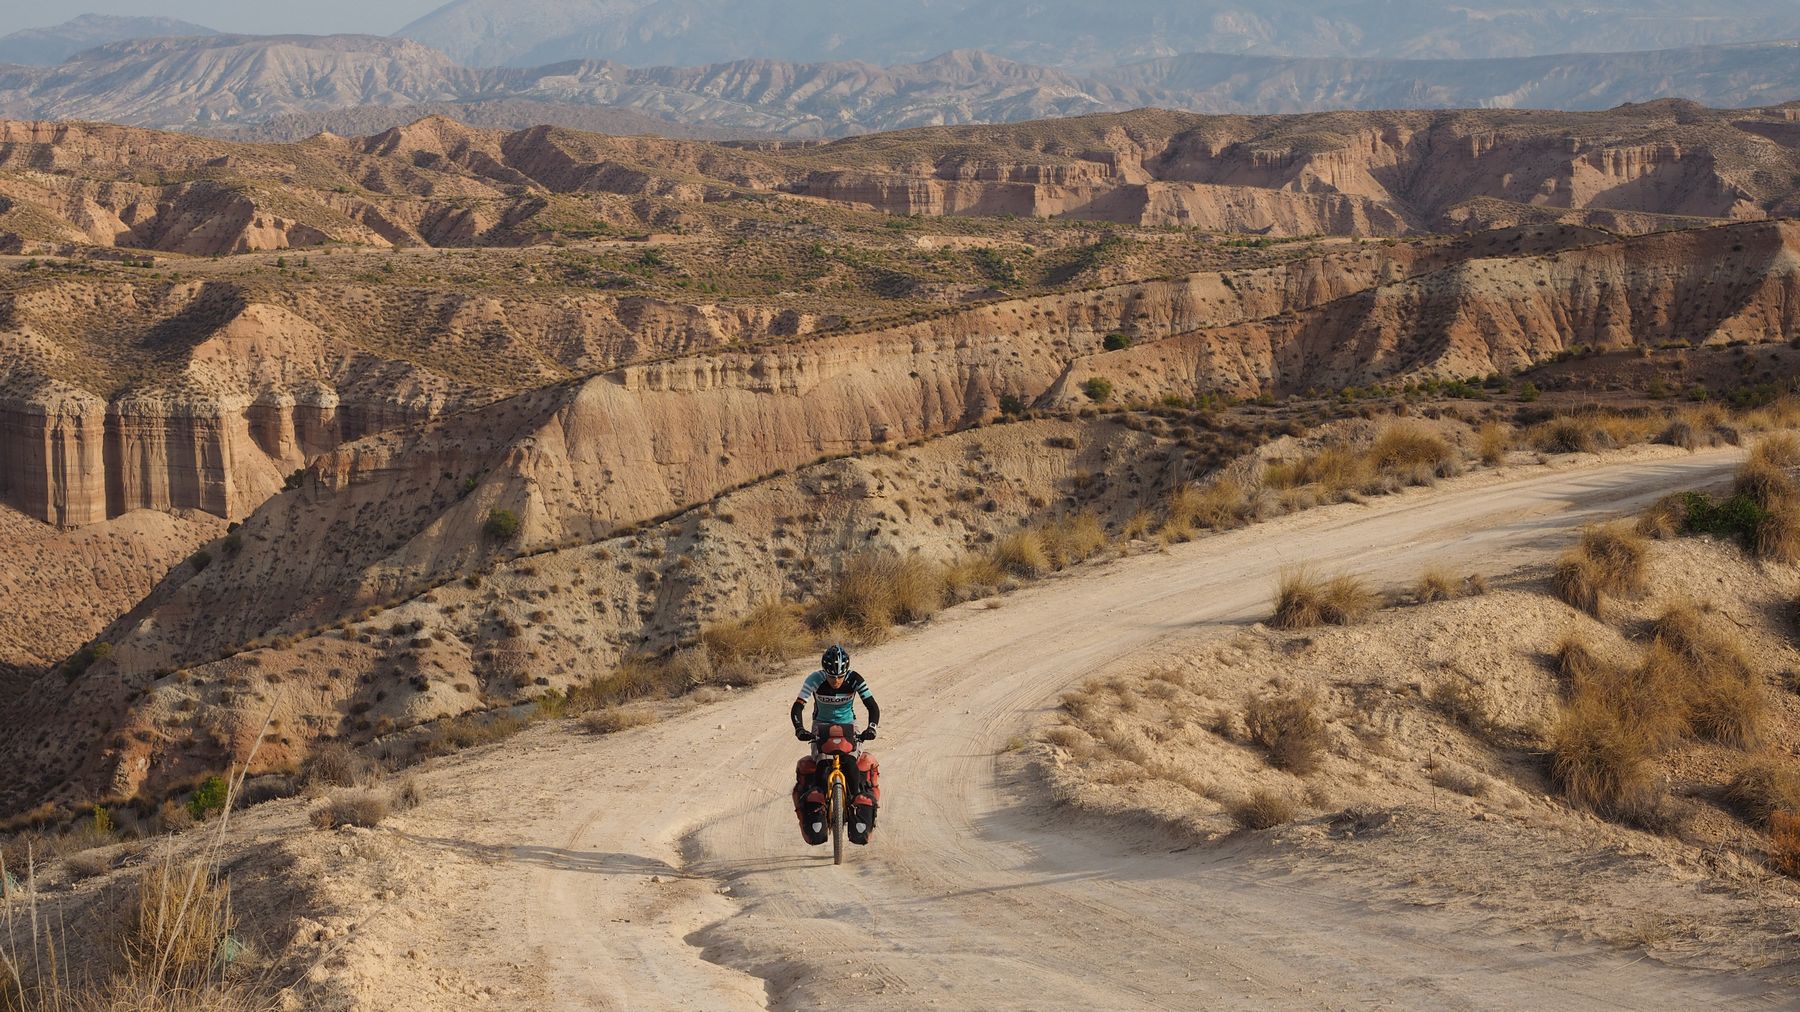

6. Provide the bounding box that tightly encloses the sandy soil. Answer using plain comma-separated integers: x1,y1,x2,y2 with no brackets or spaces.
272,443,1800,1010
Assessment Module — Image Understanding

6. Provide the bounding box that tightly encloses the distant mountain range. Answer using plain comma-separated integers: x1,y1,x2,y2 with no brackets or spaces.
0,13,215,66
2,25,1800,140
396,0,1800,70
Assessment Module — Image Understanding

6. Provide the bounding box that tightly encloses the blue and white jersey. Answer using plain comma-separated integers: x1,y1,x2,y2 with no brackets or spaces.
797,669,874,726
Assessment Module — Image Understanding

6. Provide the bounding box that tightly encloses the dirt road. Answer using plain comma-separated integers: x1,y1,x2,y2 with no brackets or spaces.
384,447,1793,1010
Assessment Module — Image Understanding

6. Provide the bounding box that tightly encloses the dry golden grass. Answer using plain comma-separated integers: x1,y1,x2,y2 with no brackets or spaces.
1262,446,1375,497
1731,456,1798,510
1723,752,1800,827
1242,692,1327,775
1771,812,1800,879
1636,493,1688,540
702,599,811,666
1161,478,1249,539
1649,601,1765,747
1526,412,1659,455
942,552,1005,600
1039,512,1108,570
992,529,1051,577
298,741,371,790
1754,501,1800,564
1551,524,1647,617
808,550,948,640
1548,695,1655,816
1551,631,1607,687
582,706,660,735
1120,509,1154,541
1271,569,1380,629
1751,432,1800,469
308,790,389,830
1476,422,1512,466
1414,565,1483,603
1369,423,1456,480
1229,790,1299,830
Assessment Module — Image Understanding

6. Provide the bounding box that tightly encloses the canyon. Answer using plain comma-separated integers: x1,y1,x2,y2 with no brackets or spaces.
5,105,1800,823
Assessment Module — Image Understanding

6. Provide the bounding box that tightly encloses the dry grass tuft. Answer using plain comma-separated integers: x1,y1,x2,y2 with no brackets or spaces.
702,599,811,666
811,551,944,639
1648,601,1765,746
1242,693,1327,775
1548,695,1655,816
582,706,660,735
1551,632,1607,687
1271,569,1380,629
1754,501,1800,564
942,552,1005,600
1731,456,1798,510
1414,565,1483,603
1527,412,1658,455
1476,422,1512,466
299,741,372,790
309,790,390,830
992,529,1051,577
117,858,237,994
1771,812,1800,878
1369,423,1457,482
1636,494,1688,540
1229,790,1299,830
1551,524,1646,617
1039,511,1108,570
1751,432,1800,469
1723,753,1800,827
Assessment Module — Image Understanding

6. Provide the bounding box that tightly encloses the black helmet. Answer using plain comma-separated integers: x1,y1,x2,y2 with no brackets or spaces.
821,644,850,679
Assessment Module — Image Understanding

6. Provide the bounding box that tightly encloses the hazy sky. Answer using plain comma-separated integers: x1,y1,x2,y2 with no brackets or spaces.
0,2,447,37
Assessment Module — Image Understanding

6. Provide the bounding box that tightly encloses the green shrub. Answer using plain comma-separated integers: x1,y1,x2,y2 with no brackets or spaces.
1519,381,1541,403
484,509,521,541
190,549,212,572
1103,333,1133,351
186,776,229,820
62,641,112,679
1679,491,1767,544
1082,377,1113,403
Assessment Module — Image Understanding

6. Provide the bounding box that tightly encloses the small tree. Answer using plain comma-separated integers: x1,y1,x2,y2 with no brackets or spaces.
1082,377,1113,403
1518,381,1541,403
1103,333,1133,351
998,393,1026,416
191,549,213,572
484,509,521,541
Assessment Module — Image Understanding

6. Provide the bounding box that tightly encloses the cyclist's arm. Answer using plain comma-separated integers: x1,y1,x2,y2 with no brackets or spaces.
856,674,880,727
792,671,823,734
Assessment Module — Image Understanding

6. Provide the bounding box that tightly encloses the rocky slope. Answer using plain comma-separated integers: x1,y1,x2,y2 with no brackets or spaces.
0,216,1795,818
4,103,1800,260
0,217,1788,814
0,503,223,669
3,104,1798,535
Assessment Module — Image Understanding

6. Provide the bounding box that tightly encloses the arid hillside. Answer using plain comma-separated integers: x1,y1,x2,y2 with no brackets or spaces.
6,107,1800,836
4,104,1800,261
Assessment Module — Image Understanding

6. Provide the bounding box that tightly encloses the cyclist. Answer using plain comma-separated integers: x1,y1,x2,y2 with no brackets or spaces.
790,644,880,843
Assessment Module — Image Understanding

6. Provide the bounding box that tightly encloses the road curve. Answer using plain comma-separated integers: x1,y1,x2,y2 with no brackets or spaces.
397,446,1793,1010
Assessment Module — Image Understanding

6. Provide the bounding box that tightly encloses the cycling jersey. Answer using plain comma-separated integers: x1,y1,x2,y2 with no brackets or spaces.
794,669,878,728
